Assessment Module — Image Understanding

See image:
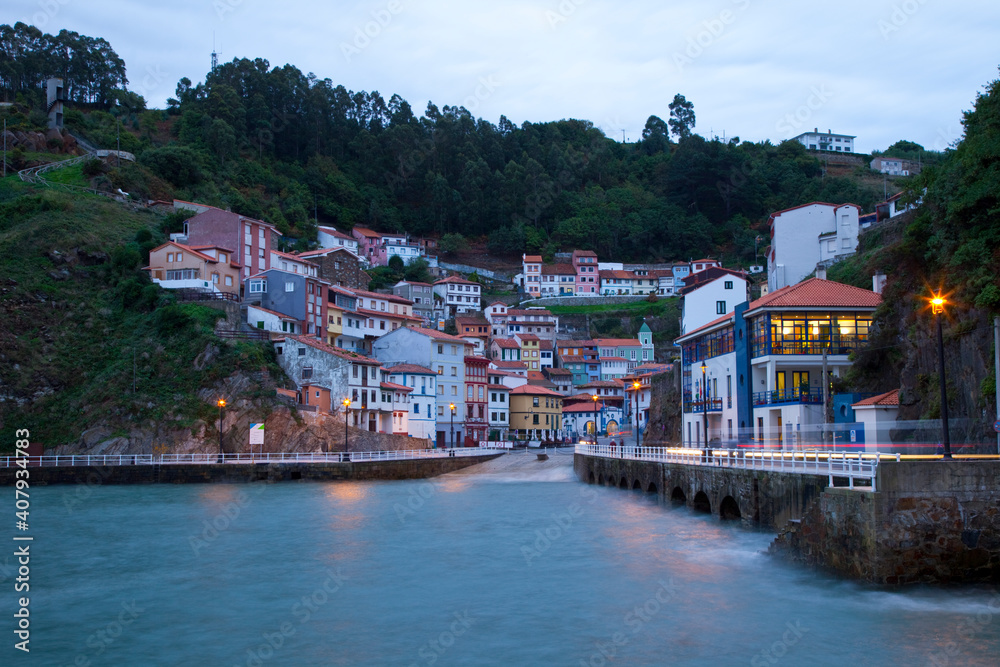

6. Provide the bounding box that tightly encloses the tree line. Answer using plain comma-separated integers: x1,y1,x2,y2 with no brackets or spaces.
0,23,128,107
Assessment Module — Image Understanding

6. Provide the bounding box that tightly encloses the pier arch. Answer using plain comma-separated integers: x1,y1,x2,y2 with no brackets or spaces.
720,496,742,521
693,491,712,514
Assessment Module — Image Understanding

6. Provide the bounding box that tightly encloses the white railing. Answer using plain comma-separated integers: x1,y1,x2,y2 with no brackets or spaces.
575,444,881,491
0,448,506,468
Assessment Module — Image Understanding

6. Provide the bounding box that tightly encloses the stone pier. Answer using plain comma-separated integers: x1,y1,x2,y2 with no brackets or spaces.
574,453,1000,584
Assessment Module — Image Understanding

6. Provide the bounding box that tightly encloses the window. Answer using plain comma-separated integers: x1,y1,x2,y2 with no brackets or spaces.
451,367,457,376
437,344,443,354
166,252,173,262
532,397,539,408
413,403,419,414
438,406,444,416
298,348,306,356
302,366,313,379
224,275,233,286
437,366,444,375
451,386,457,396
716,301,726,314
724,281,733,289
438,385,443,395
533,414,539,425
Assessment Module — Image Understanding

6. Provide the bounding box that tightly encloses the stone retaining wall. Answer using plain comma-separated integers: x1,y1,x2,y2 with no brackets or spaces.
772,461,1000,584
0,454,502,487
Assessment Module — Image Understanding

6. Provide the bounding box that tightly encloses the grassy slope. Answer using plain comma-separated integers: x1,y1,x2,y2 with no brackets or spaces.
0,177,278,450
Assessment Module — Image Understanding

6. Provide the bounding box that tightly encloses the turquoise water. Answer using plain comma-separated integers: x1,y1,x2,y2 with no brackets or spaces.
7,459,1000,666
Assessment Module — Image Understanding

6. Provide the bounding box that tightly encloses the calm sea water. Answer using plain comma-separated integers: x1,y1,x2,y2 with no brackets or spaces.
7,456,1000,666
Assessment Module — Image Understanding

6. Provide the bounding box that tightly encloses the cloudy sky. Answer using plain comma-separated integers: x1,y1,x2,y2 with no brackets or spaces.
11,0,1000,152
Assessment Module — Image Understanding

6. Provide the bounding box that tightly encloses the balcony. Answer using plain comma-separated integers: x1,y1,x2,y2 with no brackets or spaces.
683,398,723,414
753,388,823,407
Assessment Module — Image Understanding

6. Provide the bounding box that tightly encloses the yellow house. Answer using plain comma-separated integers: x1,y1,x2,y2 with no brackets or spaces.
515,333,541,371
145,242,241,296
326,302,344,346
509,385,563,441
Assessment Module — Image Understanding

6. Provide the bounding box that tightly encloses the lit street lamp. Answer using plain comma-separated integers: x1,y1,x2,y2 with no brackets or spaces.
216,398,226,463
632,380,641,447
591,393,599,442
931,293,952,460
449,403,456,449
700,361,708,451
342,398,351,456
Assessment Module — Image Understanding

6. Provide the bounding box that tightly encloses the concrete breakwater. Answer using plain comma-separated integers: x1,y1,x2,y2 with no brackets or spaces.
574,453,1000,584
0,454,502,486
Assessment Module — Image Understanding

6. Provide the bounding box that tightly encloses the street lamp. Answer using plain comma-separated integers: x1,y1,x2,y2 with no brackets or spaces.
930,293,952,460
216,398,226,463
342,398,351,454
449,403,456,448
700,362,708,449
632,380,641,447
591,393,599,442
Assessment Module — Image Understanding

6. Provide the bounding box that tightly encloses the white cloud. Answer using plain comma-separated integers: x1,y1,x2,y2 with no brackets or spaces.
6,0,999,152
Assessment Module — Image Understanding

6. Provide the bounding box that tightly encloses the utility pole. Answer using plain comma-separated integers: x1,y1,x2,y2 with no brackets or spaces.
822,349,829,447
3,118,6,178
994,317,999,455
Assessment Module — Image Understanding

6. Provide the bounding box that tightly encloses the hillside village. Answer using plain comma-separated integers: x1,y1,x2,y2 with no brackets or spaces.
139,182,912,450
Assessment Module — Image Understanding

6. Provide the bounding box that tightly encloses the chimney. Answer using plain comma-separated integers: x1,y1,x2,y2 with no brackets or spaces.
816,266,827,280
873,272,887,294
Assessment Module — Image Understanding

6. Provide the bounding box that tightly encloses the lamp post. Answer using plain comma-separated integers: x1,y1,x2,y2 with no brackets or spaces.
931,294,952,460
216,398,226,463
632,380,641,447
592,393,599,442
700,362,708,449
449,403,456,449
342,398,351,454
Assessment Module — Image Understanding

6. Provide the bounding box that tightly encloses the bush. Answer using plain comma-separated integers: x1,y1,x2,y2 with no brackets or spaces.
82,158,105,179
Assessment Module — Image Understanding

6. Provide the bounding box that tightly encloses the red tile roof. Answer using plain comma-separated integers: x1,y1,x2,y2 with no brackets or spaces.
349,288,414,305
403,325,472,344
352,226,383,238
507,309,554,318
247,304,299,322
317,226,355,241
675,312,736,342
510,384,563,397
380,381,413,392
434,276,478,286
290,335,381,365
768,202,860,224
523,255,543,263
491,360,528,370
516,334,541,342
594,338,642,348
272,249,317,265
493,339,520,348
386,364,437,375
579,380,625,389
852,389,899,407
745,278,881,313
541,263,576,275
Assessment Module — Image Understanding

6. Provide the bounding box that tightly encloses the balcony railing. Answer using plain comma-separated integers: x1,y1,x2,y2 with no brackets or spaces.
753,388,824,406
683,398,723,413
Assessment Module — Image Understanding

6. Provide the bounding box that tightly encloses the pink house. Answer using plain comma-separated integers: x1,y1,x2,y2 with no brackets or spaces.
183,208,280,281
572,249,599,294
352,227,384,266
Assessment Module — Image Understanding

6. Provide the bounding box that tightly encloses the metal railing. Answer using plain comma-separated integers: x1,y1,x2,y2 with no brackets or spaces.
752,388,824,406
575,444,881,491
0,448,507,468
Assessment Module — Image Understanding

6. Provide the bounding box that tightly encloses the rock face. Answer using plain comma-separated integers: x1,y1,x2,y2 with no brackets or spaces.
643,366,681,446
4,128,81,155
771,461,1000,584
48,371,431,457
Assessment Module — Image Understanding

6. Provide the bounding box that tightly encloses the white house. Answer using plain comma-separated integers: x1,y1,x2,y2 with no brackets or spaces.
433,276,481,316
487,373,511,440
679,268,749,336
767,202,860,293
792,128,855,153
316,226,360,255
852,389,900,452
386,364,438,441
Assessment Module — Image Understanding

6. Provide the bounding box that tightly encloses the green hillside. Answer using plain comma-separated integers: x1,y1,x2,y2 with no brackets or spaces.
0,179,279,448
